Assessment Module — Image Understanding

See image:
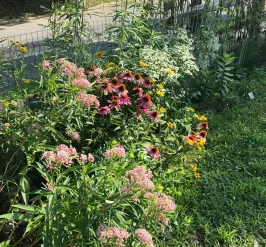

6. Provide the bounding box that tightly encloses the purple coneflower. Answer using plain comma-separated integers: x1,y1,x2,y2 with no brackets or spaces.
146,146,160,159
147,110,159,122
98,106,111,115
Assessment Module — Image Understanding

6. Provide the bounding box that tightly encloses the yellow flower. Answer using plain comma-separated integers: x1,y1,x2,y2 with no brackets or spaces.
199,115,207,121
115,65,122,73
196,139,205,146
105,62,115,68
186,139,194,145
190,164,197,171
14,41,21,45
156,90,165,97
167,122,174,128
194,172,201,179
157,83,164,89
139,61,148,67
166,68,174,76
22,79,30,84
189,107,195,112
159,107,166,113
20,45,27,53
95,51,104,58
4,101,10,106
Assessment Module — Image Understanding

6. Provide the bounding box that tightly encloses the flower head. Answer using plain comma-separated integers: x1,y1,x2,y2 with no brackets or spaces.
73,78,92,89
98,106,111,115
139,94,152,108
194,172,200,179
77,91,99,108
120,71,135,82
20,45,27,53
197,122,209,130
159,107,166,113
139,61,148,67
147,146,160,159
116,84,128,96
137,104,149,113
107,96,121,110
143,78,154,89
119,93,131,105
147,110,159,122
104,145,126,159
135,229,154,247
22,79,30,84
42,60,51,69
134,73,144,85
133,87,143,97
166,68,174,76
110,76,122,87
167,122,174,128
95,51,104,58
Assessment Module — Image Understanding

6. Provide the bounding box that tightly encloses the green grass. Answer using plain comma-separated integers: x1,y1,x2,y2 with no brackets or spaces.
185,67,266,246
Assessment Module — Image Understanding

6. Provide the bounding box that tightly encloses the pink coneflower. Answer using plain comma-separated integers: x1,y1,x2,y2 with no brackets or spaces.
133,87,143,96
87,153,95,162
136,104,149,113
98,106,111,115
120,71,135,82
116,84,128,96
138,94,152,108
143,78,154,89
107,96,121,110
134,73,144,85
147,110,159,122
119,93,131,105
101,80,113,95
109,76,122,87
147,146,160,159
73,78,92,89
197,122,209,130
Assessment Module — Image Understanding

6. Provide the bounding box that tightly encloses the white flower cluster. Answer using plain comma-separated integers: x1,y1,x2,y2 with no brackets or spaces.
139,45,180,82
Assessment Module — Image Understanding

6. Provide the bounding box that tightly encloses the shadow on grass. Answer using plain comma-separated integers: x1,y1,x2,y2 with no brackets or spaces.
187,68,266,246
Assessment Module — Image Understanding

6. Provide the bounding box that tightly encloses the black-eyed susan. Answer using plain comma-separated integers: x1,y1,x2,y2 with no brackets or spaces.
190,164,197,171
19,45,27,53
139,61,148,67
95,51,104,58
156,90,165,97
167,122,174,128
159,107,166,113
4,101,10,106
194,172,200,179
188,107,195,112
14,41,21,45
157,83,164,89
22,79,30,84
166,68,174,76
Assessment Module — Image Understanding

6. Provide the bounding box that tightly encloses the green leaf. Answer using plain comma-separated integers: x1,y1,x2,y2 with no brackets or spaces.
0,213,31,221
0,240,10,247
11,204,43,213
20,177,29,205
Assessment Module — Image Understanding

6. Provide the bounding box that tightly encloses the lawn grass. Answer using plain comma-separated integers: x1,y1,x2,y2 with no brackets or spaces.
185,67,266,246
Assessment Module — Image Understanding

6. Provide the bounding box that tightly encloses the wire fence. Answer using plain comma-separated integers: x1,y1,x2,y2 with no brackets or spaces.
0,19,117,92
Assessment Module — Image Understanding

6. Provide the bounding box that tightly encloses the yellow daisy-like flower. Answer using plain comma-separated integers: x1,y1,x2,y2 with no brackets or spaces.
95,51,104,58
167,122,174,128
166,68,174,76
156,90,165,97
159,107,166,113
22,79,30,84
190,164,197,171
194,172,201,179
14,41,21,45
199,115,207,121
186,139,194,145
189,107,195,112
20,45,27,53
4,101,10,106
157,83,164,89
139,61,148,67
